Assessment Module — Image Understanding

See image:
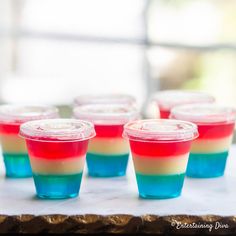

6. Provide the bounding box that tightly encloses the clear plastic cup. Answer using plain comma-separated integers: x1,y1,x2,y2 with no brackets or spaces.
171,104,236,178
73,104,139,177
74,94,136,107
0,105,59,178
20,119,95,199
152,90,215,118
123,119,198,199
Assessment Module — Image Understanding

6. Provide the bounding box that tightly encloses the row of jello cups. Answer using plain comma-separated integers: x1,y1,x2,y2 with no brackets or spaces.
0,92,235,199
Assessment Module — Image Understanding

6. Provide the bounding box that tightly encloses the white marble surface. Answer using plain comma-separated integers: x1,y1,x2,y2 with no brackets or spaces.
1,146,236,216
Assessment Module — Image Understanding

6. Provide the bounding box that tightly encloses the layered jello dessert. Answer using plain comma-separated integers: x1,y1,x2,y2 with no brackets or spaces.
123,119,198,199
74,104,139,177
74,94,136,107
152,90,215,118
20,119,95,199
171,104,236,178
0,105,58,178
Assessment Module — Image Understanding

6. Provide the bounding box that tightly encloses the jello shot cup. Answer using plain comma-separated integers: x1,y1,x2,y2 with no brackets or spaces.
171,104,236,178
152,90,215,118
74,104,139,177
0,105,58,178
123,119,198,199
20,119,95,199
74,94,136,107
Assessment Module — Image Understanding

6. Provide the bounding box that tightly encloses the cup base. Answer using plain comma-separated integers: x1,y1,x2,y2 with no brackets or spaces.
33,172,83,199
3,153,32,178
88,171,126,178
86,153,129,177
36,193,78,199
136,173,185,199
187,152,228,178
187,173,224,179
139,192,181,199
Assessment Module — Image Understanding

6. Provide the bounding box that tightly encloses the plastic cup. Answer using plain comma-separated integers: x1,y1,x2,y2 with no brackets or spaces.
0,105,58,178
74,104,139,177
152,90,215,118
171,104,236,178
74,94,136,107
20,119,95,199
123,119,198,199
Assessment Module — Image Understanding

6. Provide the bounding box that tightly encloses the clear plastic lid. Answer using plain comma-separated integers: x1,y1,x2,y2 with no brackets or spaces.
123,119,198,142
73,104,139,125
170,104,236,124
20,119,95,141
152,90,215,110
74,94,136,106
0,104,59,124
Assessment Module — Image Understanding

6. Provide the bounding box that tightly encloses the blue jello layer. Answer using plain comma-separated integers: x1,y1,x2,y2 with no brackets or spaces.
86,152,129,177
3,153,32,178
136,173,185,199
33,172,83,199
187,151,228,178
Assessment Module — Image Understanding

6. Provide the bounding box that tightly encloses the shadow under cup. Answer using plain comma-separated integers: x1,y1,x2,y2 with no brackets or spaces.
20,119,95,199
123,119,198,199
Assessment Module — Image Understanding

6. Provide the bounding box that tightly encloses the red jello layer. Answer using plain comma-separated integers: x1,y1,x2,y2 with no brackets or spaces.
159,109,170,119
26,139,89,159
94,124,124,138
0,123,20,134
197,122,235,139
129,139,191,157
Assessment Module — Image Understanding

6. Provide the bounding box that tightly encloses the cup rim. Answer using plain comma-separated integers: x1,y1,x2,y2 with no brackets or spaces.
170,103,236,124
152,90,215,110
20,118,96,142
123,119,198,142
73,103,140,125
0,104,59,124
74,94,136,106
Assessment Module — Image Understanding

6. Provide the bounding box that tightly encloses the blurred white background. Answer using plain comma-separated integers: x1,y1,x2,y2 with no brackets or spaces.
1,0,236,116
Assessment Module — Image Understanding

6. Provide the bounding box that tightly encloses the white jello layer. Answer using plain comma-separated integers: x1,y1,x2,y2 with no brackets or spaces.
30,155,85,174
191,135,233,153
132,153,188,175
88,137,129,155
0,134,27,153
